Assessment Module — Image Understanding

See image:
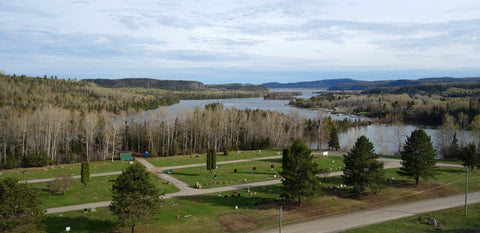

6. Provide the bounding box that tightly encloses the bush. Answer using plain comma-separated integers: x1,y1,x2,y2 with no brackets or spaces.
47,174,74,195
252,166,256,170
224,148,230,156
234,168,237,173
271,164,275,168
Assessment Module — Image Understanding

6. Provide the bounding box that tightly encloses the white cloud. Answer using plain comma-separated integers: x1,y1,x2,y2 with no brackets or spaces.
1,0,480,83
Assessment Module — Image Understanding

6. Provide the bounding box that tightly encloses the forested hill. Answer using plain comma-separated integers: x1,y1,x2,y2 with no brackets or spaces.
83,78,268,91
263,77,480,90
83,78,204,90
263,79,355,89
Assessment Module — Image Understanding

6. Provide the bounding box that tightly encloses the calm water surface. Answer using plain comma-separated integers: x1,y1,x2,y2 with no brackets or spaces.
146,90,476,155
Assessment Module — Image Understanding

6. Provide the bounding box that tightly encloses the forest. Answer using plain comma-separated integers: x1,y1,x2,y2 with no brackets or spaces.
0,74,335,169
290,83,480,125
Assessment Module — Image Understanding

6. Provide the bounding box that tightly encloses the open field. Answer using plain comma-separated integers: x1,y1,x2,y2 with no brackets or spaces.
32,173,179,209
167,155,344,188
2,160,136,180
145,150,282,167
346,203,480,233
42,167,480,233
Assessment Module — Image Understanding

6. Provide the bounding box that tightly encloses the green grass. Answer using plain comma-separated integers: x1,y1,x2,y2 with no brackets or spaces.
34,174,180,209
146,150,282,167
41,167,480,233
2,160,136,180
168,155,344,188
345,203,480,233
43,185,283,233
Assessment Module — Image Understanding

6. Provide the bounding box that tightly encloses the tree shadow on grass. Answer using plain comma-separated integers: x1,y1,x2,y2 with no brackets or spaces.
166,172,201,177
175,185,285,211
44,215,118,233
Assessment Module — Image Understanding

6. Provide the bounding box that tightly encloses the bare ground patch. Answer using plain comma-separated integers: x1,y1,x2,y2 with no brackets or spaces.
219,213,261,233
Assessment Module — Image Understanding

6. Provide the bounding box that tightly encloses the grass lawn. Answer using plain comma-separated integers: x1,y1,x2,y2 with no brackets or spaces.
42,168,480,233
34,173,180,209
346,203,480,233
146,150,282,167
168,155,344,188
2,160,136,180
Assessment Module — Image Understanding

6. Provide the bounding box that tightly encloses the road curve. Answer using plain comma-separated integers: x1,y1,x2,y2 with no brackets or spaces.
252,192,480,233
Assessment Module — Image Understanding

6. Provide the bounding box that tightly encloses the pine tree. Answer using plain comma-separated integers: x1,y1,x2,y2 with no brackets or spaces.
460,143,479,171
109,163,163,233
342,135,385,193
280,139,322,205
398,129,437,185
206,148,216,174
328,125,340,150
81,161,90,189
0,177,45,233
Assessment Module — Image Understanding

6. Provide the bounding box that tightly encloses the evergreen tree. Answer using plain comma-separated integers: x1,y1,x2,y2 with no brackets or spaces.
280,139,322,205
398,129,437,185
328,125,340,150
81,161,90,189
342,136,385,194
109,163,163,233
206,148,216,174
460,143,479,171
0,177,45,233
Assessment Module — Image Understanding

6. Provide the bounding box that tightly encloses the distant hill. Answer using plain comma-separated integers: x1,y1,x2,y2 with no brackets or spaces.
206,83,268,91
83,78,204,90
263,79,356,89
264,77,480,90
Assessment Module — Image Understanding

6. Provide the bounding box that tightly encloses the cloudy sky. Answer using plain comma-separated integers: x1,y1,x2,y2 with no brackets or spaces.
1,0,480,84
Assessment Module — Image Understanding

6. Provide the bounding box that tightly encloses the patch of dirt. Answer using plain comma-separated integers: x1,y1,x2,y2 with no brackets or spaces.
219,213,261,233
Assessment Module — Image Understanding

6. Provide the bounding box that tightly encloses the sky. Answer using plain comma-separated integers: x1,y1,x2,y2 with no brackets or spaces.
1,0,480,84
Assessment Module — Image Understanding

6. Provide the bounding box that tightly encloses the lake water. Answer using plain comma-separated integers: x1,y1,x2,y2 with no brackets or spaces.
148,90,476,156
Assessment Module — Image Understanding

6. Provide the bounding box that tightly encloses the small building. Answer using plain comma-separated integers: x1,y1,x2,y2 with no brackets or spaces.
120,152,133,161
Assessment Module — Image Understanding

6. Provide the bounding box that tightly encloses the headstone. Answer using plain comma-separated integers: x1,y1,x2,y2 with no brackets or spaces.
91,207,96,212
194,182,202,189
66,226,71,232
428,218,437,226
235,206,238,209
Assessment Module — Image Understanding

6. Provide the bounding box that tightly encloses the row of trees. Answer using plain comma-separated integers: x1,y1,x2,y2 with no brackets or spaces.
1,101,347,169
280,129,444,205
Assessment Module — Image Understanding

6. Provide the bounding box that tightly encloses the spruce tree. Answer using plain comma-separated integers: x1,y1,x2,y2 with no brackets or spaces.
460,143,478,171
328,125,340,150
110,163,163,233
280,139,322,205
0,177,45,233
81,161,90,189
398,129,437,185
342,135,385,193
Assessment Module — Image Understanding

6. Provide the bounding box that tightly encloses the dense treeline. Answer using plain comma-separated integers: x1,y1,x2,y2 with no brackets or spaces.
291,92,480,125
362,82,480,97
0,101,345,169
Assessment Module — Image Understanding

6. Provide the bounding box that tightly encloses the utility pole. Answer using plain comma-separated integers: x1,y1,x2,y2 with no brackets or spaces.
279,205,282,233
465,166,469,216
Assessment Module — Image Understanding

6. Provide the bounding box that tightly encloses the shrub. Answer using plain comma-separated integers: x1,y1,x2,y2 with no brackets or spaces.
224,148,230,156
234,168,237,173
271,164,275,168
